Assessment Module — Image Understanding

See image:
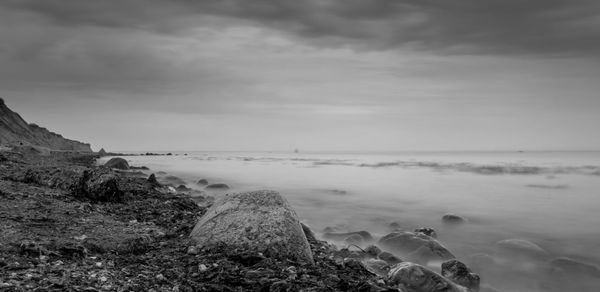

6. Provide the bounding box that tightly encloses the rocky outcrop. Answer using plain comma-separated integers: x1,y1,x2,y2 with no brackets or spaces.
189,190,314,265
495,238,547,258
0,98,92,152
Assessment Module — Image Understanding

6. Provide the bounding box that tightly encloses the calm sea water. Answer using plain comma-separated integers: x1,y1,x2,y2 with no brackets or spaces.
100,151,600,291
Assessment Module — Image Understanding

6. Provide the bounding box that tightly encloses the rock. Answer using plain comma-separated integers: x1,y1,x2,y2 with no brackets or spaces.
71,170,124,202
365,245,382,257
414,227,437,238
104,157,129,170
147,173,159,185
300,223,317,243
344,234,366,246
205,183,230,190
495,239,547,258
549,257,600,277
441,259,481,291
189,190,314,264
442,214,466,224
176,185,191,192
388,262,469,292
363,258,391,276
98,148,107,156
323,231,374,242
197,179,209,185
160,175,186,186
187,246,199,255
378,251,402,265
378,232,455,263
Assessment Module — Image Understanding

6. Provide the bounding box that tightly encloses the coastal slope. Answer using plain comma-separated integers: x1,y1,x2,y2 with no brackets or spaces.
0,98,92,152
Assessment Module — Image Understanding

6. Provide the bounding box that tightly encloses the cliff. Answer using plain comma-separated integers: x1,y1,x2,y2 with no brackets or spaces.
0,98,93,152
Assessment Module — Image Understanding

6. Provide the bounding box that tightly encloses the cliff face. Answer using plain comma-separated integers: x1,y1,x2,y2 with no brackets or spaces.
0,98,92,152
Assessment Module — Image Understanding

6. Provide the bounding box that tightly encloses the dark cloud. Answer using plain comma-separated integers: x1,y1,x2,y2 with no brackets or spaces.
3,0,600,56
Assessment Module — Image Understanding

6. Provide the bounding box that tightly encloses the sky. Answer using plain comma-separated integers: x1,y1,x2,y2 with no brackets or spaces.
1,0,600,152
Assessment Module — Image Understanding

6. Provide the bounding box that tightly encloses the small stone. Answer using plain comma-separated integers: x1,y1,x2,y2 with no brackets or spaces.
156,274,165,281
99,276,107,282
199,264,208,272
95,262,103,268
187,246,199,255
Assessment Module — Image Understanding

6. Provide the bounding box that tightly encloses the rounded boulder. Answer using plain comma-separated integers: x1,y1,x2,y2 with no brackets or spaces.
189,190,314,265
104,157,129,170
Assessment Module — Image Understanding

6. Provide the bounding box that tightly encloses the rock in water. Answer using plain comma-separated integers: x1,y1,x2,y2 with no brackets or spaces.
414,227,438,238
323,231,374,242
442,214,466,224
495,239,547,258
378,232,455,263
388,262,469,292
441,259,481,291
98,148,107,156
189,190,314,265
548,257,600,277
197,179,209,185
205,183,230,190
104,157,129,170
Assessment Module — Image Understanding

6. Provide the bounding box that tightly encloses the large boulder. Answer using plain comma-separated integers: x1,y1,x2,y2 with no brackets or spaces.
189,190,314,265
378,232,455,264
388,262,469,292
323,231,374,242
104,157,129,170
71,170,124,202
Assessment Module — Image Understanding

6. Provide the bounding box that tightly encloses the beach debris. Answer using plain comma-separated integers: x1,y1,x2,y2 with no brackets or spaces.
189,190,314,265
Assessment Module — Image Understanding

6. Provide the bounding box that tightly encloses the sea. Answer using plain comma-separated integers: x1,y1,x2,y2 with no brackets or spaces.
99,151,600,291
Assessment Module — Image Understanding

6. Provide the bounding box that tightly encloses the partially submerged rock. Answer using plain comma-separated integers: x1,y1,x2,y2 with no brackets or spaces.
388,262,469,292
205,183,230,190
197,179,209,185
323,231,374,243
549,257,600,277
189,190,314,265
147,173,159,185
104,157,129,170
442,214,466,224
495,239,547,258
378,232,455,264
415,227,438,238
441,259,481,291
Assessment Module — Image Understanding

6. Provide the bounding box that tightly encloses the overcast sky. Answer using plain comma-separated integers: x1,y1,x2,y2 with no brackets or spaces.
2,0,600,152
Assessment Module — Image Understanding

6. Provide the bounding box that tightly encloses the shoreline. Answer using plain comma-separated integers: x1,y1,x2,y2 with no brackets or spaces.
0,150,397,291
